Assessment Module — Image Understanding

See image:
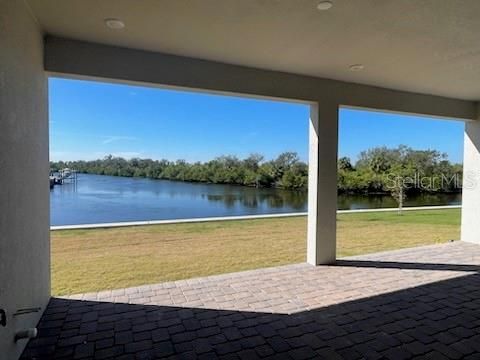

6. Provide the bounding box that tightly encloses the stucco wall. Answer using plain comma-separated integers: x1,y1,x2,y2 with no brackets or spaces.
0,1,50,358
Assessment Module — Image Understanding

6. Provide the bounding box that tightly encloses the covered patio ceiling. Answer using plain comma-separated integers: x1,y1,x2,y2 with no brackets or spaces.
26,0,480,101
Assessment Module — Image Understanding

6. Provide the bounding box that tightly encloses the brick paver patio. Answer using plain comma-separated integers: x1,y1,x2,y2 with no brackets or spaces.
22,241,480,359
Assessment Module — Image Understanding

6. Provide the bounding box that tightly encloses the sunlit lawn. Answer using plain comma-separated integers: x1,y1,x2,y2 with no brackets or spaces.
51,209,461,295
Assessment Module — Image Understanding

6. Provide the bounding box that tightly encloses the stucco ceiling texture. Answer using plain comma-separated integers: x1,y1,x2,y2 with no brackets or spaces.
27,0,480,100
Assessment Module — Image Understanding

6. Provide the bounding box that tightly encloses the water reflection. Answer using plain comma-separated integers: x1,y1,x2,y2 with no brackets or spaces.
205,190,307,210
337,193,461,210
50,174,461,226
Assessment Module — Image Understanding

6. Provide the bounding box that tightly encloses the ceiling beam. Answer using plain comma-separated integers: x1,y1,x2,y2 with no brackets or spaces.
45,36,477,121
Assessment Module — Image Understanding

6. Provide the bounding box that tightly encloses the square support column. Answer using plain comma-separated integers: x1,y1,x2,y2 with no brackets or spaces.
0,1,50,358
307,102,339,265
461,120,480,244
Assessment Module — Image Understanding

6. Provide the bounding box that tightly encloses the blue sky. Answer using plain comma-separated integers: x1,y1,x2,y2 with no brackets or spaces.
49,78,465,164
339,109,464,163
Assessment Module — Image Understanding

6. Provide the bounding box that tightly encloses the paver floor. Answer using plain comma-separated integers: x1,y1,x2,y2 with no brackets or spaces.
22,241,480,359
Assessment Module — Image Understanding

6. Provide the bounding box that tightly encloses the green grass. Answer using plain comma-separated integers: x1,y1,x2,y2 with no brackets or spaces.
339,209,460,225
51,208,461,295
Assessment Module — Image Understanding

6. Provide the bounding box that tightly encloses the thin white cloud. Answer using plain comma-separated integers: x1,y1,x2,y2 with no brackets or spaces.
50,151,99,161
101,135,138,144
50,150,144,161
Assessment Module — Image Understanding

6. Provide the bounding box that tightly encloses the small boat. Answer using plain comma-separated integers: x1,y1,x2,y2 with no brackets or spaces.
49,168,78,188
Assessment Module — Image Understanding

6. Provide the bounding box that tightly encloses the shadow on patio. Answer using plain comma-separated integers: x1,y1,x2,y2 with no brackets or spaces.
334,260,480,272
22,250,480,359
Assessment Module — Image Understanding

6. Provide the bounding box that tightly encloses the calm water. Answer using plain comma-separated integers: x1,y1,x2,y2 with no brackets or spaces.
50,174,462,225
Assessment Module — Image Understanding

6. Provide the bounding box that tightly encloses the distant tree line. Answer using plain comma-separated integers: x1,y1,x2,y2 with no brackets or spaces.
50,152,308,190
338,145,462,196
51,146,463,194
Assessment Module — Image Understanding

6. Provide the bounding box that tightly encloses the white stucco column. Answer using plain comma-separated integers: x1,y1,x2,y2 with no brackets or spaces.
461,120,480,244
307,102,339,265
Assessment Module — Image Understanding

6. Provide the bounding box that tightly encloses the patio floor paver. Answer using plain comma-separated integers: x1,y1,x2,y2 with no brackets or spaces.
22,241,480,359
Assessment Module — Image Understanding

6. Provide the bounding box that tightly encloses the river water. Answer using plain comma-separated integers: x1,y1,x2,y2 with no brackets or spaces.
50,174,461,225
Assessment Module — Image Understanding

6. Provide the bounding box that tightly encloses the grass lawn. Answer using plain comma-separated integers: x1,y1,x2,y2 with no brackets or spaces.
51,208,461,295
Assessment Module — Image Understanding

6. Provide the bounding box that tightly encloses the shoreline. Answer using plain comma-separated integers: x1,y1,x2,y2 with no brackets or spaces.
64,172,463,196
51,204,461,231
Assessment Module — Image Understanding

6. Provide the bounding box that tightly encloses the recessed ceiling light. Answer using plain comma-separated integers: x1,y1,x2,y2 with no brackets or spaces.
349,64,364,71
317,1,333,10
104,18,125,30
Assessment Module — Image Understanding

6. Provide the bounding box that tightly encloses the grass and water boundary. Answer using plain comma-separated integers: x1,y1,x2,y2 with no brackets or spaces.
51,206,461,295
50,205,461,230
